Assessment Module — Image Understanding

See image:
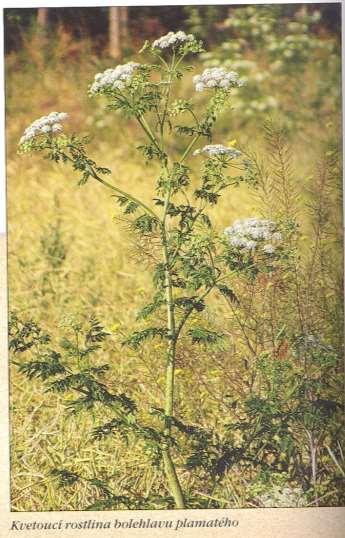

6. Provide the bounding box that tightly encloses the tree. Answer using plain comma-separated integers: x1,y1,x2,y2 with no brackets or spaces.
37,7,48,29
120,6,129,47
109,7,120,59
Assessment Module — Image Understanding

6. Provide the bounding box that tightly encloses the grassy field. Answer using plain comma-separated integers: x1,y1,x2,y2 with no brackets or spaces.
6,23,344,511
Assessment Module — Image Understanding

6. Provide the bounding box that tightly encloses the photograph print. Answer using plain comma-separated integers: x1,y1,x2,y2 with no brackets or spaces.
5,2,344,512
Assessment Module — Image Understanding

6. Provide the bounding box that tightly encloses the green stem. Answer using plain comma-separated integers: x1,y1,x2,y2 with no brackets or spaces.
136,115,163,156
160,52,175,142
175,284,215,341
62,149,160,221
170,203,206,265
92,172,159,221
115,87,162,157
160,173,185,509
180,133,201,164
162,449,185,508
132,57,185,507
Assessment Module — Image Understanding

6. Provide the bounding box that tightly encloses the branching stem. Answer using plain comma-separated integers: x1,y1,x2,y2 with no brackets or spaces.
63,150,160,221
160,169,185,508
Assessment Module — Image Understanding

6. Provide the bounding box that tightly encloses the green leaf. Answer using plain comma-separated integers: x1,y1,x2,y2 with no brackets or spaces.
18,351,66,380
188,327,224,345
169,99,194,117
137,144,166,162
133,214,159,234
174,296,205,312
136,293,164,320
85,317,110,343
153,263,166,288
217,284,239,304
122,327,169,349
194,189,219,205
200,214,212,228
115,196,139,215
9,312,50,353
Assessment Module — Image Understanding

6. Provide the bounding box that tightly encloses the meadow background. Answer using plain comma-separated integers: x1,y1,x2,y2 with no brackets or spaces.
5,4,344,511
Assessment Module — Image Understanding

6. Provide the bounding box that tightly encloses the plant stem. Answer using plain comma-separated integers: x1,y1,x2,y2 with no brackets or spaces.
160,176,185,509
181,134,201,164
160,51,175,142
62,150,160,221
122,54,185,507
92,172,159,220
162,449,185,508
136,115,162,155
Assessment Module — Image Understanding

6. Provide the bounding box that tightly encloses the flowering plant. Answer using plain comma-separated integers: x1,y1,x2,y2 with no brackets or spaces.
197,5,339,127
16,32,289,510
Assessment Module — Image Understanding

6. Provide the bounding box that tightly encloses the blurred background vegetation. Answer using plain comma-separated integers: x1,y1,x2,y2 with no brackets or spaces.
5,4,344,511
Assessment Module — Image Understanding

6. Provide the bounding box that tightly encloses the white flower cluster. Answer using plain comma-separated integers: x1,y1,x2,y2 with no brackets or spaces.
193,144,241,158
89,62,140,95
257,486,307,508
19,112,68,145
224,218,282,253
193,67,244,92
152,31,194,50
